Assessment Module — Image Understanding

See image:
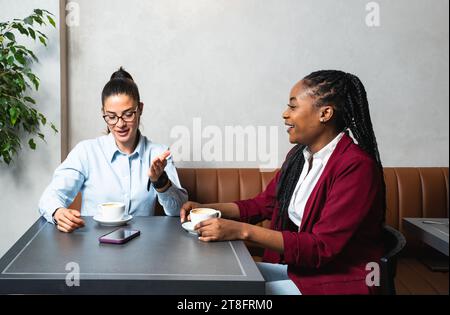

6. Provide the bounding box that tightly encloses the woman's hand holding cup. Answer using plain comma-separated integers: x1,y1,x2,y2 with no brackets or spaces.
180,201,201,223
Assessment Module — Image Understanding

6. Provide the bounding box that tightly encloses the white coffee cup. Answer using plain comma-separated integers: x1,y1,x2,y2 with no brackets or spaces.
97,202,125,221
190,208,222,226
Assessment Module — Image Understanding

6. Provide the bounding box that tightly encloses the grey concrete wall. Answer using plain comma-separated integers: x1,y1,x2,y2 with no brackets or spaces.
0,0,61,256
68,0,449,168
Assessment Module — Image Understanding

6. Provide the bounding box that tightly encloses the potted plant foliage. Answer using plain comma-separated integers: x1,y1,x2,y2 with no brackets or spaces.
0,9,57,164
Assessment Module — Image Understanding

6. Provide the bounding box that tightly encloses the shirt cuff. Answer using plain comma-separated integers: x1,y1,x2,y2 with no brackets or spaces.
39,198,65,224
282,230,301,266
155,181,175,197
156,182,187,216
233,200,249,222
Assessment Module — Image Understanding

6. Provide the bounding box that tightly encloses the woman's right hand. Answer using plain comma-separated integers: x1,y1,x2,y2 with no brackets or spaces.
53,208,85,233
180,201,201,223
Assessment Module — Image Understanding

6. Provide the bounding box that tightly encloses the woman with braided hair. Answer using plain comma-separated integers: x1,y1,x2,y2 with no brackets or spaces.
180,70,385,295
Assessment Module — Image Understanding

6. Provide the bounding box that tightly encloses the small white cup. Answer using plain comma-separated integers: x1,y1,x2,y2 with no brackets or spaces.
97,202,125,221
190,208,222,226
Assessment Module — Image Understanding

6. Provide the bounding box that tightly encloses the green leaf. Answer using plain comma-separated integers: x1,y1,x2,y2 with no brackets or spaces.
17,24,29,36
39,113,47,125
33,16,44,25
22,122,31,132
24,17,34,25
26,73,40,90
27,27,36,40
1,142,11,152
34,9,43,16
5,32,15,41
15,52,26,65
28,138,36,150
37,132,45,141
14,75,26,91
36,30,47,39
2,151,12,164
24,96,36,104
7,56,14,65
9,107,19,126
47,15,56,28
25,49,39,62
38,36,46,46
50,123,58,133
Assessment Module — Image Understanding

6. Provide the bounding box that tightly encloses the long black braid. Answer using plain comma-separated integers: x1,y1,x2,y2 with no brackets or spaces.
275,70,386,230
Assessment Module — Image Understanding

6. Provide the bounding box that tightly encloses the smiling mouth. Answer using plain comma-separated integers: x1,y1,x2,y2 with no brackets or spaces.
285,123,294,133
116,129,129,136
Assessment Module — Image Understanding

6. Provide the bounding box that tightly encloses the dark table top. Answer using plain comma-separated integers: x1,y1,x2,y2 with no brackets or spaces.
0,216,265,294
403,218,449,256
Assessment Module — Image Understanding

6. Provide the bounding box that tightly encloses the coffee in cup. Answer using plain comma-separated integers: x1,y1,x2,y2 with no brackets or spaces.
190,208,222,226
98,202,125,221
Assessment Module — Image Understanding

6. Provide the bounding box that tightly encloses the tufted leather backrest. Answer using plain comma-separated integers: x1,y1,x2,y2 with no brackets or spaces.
176,169,278,204
383,167,448,233
174,167,449,235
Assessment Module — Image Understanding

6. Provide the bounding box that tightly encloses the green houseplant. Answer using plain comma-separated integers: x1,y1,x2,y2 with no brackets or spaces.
0,9,57,165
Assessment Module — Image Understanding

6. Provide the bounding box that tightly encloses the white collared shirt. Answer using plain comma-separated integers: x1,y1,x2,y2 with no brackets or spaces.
288,132,345,227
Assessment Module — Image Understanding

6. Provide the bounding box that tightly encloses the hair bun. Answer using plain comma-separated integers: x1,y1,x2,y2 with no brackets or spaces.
110,66,134,81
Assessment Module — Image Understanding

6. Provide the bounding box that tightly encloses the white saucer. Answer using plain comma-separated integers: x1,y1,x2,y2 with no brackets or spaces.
93,214,133,226
181,221,198,235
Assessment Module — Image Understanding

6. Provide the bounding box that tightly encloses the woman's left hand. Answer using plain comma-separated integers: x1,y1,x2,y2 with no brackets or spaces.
195,218,246,242
148,150,170,182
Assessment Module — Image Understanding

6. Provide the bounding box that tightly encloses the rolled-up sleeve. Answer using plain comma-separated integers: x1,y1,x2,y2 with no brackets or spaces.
281,157,382,269
156,156,188,216
38,142,88,223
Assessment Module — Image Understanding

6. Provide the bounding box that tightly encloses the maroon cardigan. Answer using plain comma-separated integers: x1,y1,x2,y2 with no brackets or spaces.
235,134,384,295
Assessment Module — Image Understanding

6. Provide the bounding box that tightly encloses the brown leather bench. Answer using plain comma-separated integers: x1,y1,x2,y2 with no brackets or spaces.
175,167,449,295
70,167,449,294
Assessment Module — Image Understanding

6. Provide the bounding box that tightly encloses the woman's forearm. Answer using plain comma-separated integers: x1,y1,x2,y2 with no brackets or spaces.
241,223,284,254
197,202,284,252
201,202,241,220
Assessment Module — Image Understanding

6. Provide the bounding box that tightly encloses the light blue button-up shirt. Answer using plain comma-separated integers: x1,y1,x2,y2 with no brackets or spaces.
38,132,188,223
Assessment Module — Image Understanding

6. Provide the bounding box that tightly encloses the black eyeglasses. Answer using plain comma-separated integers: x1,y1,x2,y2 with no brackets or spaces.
103,109,138,125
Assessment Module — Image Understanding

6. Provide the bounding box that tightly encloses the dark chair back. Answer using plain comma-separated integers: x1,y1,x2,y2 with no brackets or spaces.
380,224,407,295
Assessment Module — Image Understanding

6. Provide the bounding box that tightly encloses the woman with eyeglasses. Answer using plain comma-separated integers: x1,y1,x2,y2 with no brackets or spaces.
39,67,188,232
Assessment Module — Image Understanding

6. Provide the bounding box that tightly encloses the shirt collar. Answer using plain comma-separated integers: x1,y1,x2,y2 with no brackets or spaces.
106,131,145,162
303,132,345,163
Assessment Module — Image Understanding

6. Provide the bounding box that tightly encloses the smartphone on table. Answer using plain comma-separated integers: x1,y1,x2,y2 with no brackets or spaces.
99,227,140,244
